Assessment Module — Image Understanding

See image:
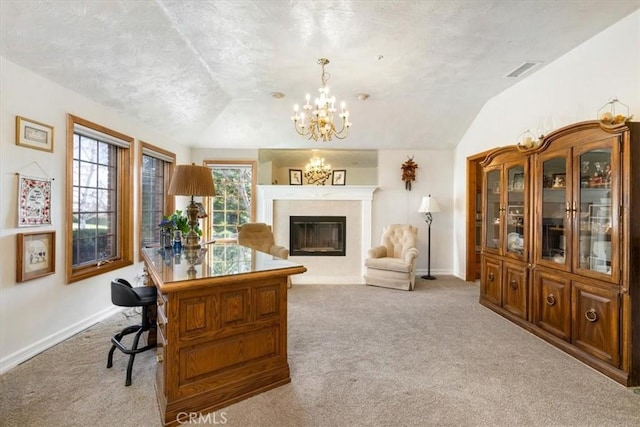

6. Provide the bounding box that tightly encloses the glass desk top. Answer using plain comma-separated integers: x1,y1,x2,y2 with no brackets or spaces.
142,243,304,287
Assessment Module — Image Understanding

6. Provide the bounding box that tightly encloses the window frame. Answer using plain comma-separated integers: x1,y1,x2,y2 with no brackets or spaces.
202,160,257,242
138,141,175,260
65,114,134,283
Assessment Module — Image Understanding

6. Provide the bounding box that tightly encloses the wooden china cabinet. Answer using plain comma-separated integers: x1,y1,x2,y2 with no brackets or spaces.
479,120,640,386
480,146,530,320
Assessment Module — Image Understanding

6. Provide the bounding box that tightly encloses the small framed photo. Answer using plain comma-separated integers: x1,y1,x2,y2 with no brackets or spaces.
332,170,346,186
16,116,54,153
552,173,566,188
17,231,56,282
289,169,302,185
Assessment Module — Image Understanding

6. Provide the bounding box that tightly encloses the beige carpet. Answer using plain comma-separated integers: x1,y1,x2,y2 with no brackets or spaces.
1,276,638,427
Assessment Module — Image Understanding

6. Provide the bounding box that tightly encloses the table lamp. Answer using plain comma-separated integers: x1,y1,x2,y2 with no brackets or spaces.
168,163,215,250
418,194,441,280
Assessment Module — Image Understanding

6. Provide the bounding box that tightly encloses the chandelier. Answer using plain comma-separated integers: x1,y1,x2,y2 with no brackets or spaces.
291,58,351,142
304,156,332,185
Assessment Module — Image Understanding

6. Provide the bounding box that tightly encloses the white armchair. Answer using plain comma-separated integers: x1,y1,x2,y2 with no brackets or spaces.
365,224,419,291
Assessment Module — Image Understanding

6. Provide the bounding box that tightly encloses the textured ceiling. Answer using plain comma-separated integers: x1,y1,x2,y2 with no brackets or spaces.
2,1,639,150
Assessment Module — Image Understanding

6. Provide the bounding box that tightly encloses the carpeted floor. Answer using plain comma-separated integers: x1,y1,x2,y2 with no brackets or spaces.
1,276,638,426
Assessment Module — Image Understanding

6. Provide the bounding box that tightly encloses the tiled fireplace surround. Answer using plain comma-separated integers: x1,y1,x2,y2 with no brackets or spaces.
257,185,377,284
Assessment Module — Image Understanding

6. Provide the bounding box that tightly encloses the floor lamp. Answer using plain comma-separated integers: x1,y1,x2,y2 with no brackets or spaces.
418,194,441,280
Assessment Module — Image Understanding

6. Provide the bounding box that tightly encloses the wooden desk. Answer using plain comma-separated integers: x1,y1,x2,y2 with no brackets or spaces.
141,244,306,426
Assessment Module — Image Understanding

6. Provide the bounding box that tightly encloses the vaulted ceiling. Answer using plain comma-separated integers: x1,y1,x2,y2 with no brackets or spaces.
2,1,639,150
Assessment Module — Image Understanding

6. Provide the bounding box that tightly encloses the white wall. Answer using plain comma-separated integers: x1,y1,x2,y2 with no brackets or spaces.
375,150,454,276
0,57,190,373
451,10,640,278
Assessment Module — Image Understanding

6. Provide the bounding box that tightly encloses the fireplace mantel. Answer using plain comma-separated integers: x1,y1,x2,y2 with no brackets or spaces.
257,185,377,284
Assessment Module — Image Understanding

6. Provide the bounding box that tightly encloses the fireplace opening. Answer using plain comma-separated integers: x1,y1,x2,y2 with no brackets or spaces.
290,216,346,256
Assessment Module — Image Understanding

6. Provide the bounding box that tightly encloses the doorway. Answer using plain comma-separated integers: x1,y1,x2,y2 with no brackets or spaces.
465,150,492,281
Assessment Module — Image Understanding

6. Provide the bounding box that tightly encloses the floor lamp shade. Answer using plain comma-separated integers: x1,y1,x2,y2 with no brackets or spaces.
418,195,441,214
168,164,216,249
418,194,440,280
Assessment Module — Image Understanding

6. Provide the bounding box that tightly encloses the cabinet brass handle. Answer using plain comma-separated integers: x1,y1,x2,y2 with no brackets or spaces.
566,202,571,218
545,294,556,306
156,354,163,363
585,309,598,322
510,279,517,290
488,272,495,281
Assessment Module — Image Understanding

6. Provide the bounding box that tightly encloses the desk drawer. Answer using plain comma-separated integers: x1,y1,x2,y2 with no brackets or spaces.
157,291,168,320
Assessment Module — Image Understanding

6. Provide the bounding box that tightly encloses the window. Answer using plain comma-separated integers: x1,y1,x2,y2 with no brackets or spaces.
203,161,256,241
139,141,175,256
66,115,133,283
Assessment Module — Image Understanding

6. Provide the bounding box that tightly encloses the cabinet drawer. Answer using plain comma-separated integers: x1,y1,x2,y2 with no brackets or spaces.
533,269,571,341
502,262,528,319
481,257,502,306
572,281,619,367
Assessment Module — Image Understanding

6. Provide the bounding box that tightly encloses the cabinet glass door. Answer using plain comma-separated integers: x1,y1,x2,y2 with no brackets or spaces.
576,148,614,277
541,156,568,267
506,165,525,257
485,169,501,251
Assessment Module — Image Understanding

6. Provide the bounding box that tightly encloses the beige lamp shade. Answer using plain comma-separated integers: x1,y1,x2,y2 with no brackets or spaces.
418,195,441,213
168,164,216,197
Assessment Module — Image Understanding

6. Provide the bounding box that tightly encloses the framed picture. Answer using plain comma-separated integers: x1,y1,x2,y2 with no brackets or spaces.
552,173,566,188
16,116,54,153
18,175,52,227
17,231,56,282
289,169,302,185
332,170,346,186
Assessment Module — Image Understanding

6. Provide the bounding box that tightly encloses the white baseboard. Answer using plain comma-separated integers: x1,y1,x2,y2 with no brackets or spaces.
0,306,122,375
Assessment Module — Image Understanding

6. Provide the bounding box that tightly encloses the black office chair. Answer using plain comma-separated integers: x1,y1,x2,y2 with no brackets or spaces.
107,278,157,386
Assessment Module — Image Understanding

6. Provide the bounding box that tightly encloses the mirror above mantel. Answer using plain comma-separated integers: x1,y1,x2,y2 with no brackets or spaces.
258,149,378,186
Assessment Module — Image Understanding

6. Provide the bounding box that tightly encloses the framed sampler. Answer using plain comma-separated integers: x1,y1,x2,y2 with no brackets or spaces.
18,175,52,227
16,116,54,152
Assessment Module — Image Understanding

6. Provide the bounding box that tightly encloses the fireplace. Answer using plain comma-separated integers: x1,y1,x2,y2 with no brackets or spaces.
290,216,346,256
258,185,377,284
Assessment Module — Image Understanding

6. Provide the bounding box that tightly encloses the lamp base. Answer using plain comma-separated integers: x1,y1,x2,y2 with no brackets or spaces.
183,230,201,250
421,275,437,280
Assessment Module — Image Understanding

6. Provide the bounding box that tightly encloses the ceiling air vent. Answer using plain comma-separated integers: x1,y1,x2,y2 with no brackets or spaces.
506,61,541,78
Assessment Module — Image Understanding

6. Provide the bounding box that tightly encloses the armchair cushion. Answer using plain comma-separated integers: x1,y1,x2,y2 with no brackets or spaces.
365,257,412,273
